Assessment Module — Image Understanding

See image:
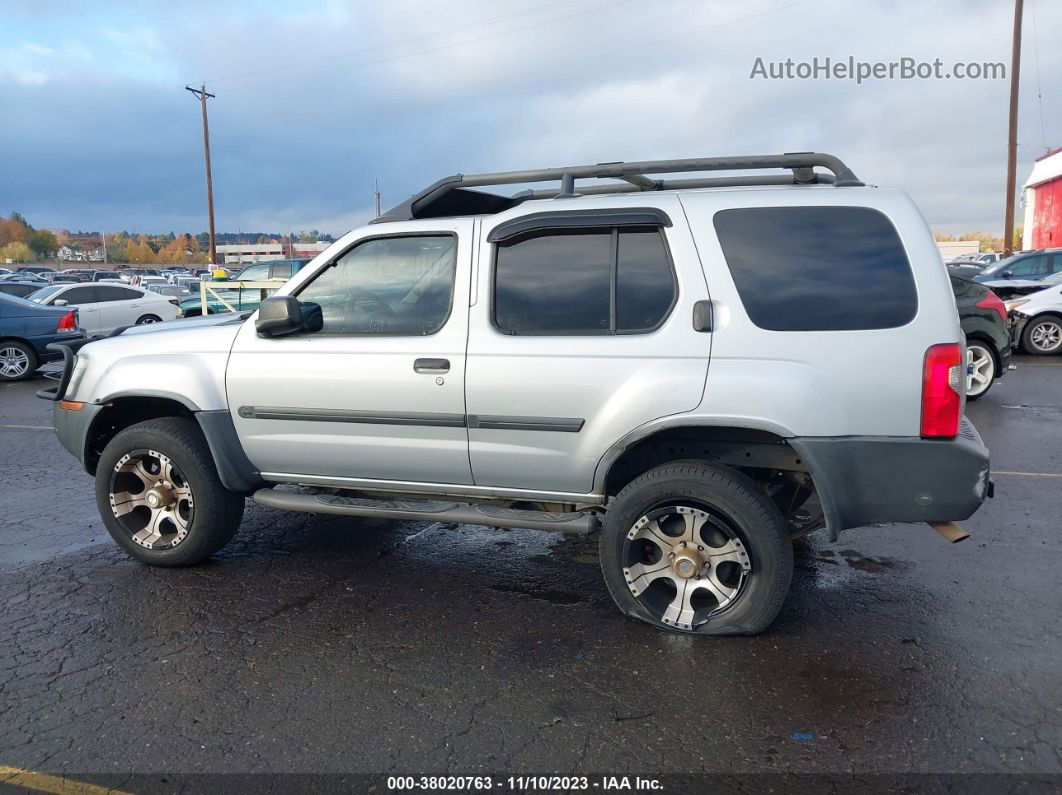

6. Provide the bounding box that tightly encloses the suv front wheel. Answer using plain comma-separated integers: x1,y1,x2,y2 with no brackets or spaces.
600,462,793,635
95,417,244,566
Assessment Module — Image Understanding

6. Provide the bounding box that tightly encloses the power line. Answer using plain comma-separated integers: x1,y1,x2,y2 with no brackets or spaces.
1029,0,1049,152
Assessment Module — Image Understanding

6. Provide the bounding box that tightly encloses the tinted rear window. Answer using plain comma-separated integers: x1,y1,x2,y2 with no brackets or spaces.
713,206,918,331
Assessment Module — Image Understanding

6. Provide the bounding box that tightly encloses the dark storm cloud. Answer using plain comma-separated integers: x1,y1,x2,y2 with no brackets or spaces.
0,0,1058,235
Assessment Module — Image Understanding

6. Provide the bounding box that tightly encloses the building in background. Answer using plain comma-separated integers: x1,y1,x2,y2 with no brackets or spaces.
936,240,980,261
216,241,331,265
1022,147,1062,250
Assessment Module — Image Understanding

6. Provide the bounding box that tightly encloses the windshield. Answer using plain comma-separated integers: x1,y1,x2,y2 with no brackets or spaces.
27,286,64,303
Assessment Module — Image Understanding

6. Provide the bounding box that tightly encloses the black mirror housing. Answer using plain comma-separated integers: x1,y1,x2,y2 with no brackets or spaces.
256,295,304,337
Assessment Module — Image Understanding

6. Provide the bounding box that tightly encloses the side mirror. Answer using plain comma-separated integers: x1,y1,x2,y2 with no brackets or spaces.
256,295,322,337
54,299,69,306
1001,270,1013,279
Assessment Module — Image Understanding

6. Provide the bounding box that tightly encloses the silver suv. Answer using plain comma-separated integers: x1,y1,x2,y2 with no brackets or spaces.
41,153,991,635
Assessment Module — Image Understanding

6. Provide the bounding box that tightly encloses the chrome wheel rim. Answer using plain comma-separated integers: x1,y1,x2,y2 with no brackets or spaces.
623,505,751,631
109,449,194,549
1030,321,1062,352
0,346,30,378
965,344,994,396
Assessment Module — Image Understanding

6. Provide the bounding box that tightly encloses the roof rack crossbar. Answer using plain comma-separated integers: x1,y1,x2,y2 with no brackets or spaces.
374,152,862,223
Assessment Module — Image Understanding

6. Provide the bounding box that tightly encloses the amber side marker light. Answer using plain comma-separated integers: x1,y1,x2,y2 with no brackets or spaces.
58,400,84,411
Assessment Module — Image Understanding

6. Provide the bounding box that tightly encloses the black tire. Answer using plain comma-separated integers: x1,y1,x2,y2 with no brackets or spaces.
95,417,244,566
964,339,997,400
600,461,793,636
0,340,38,382
1021,314,1062,356
135,314,163,325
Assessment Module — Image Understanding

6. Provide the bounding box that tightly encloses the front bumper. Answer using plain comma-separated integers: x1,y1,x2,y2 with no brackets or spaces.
53,400,103,472
791,417,991,538
1008,311,1029,348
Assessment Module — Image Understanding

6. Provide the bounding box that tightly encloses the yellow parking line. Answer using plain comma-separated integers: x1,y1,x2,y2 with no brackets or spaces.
0,766,131,795
0,424,52,430
994,470,1062,478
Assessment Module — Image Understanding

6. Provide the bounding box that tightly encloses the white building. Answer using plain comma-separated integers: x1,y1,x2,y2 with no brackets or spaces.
216,243,285,265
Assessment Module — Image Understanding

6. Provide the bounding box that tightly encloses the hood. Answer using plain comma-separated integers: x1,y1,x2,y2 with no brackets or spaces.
83,312,249,358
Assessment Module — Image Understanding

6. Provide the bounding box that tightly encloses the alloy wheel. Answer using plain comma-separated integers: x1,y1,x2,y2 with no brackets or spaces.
108,449,194,549
1030,320,1062,353
623,505,751,631
0,346,30,378
965,344,994,397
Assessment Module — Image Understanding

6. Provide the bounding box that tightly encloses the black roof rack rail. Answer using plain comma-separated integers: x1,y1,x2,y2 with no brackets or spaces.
373,152,864,224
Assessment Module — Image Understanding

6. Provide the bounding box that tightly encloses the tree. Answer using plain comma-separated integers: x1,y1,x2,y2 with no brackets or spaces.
28,229,58,260
0,241,34,263
298,230,319,243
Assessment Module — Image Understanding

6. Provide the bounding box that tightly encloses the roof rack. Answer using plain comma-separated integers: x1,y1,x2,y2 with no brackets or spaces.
373,152,864,224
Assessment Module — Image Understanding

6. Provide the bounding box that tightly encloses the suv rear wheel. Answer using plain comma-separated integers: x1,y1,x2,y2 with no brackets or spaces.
600,462,793,635
95,417,244,566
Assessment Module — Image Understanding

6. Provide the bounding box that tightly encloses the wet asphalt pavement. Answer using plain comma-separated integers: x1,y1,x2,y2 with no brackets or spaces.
0,359,1060,790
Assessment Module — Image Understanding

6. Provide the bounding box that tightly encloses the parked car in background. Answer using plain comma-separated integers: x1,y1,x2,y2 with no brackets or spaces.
1,271,47,283
950,274,1010,399
16,266,57,276
26,283,180,334
0,292,83,381
950,252,1000,268
972,249,1062,287
231,258,311,282
130,275,169,289
145,284,192,299
0,267,12,276
1006,279,1062,355
50,274,82,284
178,286,267,317
0,281,46,299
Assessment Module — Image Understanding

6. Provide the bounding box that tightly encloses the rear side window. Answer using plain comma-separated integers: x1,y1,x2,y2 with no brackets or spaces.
713,206,917,331
494,227,675,335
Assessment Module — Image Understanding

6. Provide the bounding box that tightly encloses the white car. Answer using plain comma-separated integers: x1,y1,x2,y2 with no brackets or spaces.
1008,280,1062,355
27,283,180,334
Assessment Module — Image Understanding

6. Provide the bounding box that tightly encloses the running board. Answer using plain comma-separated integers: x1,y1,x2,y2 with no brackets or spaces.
253,489,599,535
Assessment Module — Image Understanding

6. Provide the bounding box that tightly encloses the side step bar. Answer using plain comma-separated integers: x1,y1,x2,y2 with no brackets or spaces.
253,489,599,535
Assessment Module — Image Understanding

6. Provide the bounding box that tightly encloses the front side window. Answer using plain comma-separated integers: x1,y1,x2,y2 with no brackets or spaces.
296,235,457,335
1006,255,1048,278
493,227,675,335
714,206,918,331
58,286,99,305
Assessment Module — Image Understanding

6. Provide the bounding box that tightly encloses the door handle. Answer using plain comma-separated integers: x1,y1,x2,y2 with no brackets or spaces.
414,358,450,374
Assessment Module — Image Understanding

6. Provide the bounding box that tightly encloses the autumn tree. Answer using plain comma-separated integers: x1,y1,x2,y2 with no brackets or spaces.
0,241,34,263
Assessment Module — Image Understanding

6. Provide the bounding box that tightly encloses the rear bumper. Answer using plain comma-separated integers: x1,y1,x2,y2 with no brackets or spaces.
791,417,990,537
29,331,84,360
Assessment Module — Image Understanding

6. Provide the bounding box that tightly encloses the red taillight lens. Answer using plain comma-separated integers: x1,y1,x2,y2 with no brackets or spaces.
921,343,963,438
56,310,77,332
975,290,1007,324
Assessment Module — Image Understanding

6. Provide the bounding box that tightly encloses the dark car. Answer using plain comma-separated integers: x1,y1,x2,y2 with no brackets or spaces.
0,281,46,299
951,274,1011,400
0,292,84,381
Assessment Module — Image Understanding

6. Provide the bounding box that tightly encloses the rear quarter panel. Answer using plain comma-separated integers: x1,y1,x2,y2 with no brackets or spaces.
679,187,959,437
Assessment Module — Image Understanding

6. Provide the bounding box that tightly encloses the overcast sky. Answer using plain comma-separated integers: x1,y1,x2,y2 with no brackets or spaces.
1,0,1059,237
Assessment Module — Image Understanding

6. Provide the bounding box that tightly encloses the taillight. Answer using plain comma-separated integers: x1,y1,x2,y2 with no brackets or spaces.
56,310,77,332
921,343,963,438
976,290,1007,324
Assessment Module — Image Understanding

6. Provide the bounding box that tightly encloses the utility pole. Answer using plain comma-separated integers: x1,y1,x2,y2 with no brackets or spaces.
374,179,382,218
186,84,217,265
101,231,107,265
1003,0,1024,256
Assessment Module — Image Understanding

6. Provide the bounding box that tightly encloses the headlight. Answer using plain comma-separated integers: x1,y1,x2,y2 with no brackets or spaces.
1005,298,1030,313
